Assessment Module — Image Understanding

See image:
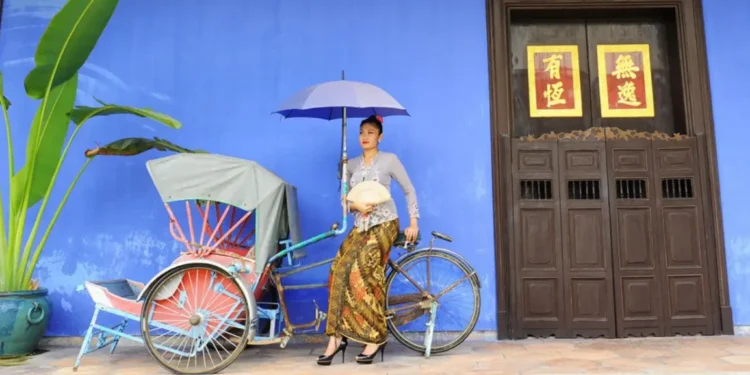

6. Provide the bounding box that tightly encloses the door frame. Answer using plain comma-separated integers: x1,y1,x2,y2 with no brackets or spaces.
486,0,734,339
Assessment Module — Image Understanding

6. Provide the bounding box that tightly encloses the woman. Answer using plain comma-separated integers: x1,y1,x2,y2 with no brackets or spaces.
317,115,420,365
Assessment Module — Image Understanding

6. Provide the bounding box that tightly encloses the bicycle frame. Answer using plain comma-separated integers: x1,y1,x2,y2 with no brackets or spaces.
249,230,476,358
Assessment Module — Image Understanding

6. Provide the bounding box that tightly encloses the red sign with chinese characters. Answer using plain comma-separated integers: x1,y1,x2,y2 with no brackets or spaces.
527,45,582,118
596,44,655,118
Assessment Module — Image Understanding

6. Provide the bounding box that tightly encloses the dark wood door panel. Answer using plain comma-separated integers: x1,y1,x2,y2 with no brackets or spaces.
512,140,566,337
652,139,714,335
615,207,657,271
606,139,665,337
619,276,662,336
566,208,607,272
604,138,714,337
661,207,702,269
519,277,564,330
558,141,615,337
519,208,559,271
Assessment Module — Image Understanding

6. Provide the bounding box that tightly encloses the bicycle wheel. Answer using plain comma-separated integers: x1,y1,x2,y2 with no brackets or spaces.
140,264,253,374
385,250,480,354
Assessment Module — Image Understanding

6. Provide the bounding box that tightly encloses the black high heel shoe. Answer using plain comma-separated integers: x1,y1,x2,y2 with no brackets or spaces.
316,337,348,366
355,342,386,365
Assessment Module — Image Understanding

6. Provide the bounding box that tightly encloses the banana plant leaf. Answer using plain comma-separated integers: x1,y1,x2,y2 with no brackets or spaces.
84,137,206,158
68,99,181,129
0,71,10,111
1,0,190,293
10,74,78,215
24,0,118,99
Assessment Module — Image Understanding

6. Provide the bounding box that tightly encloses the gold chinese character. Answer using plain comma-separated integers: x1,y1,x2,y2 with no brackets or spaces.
543,54,564,80
611,54,640,79
543,81,567,107
616,81,641,106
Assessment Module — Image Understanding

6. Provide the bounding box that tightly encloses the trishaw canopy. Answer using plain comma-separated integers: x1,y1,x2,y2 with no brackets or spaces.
146,153,302,273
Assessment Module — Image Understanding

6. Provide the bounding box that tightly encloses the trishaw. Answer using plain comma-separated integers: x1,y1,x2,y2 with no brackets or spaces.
74,81,481,374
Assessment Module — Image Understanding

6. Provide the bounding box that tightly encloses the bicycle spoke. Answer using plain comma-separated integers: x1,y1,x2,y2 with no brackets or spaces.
141,265,251,374
435,272,474,299
386,251,480,354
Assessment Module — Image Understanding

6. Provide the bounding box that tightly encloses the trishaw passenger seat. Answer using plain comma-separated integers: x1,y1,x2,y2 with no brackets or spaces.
91,279,141,300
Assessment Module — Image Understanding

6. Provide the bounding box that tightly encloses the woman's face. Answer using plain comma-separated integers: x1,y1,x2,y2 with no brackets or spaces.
359,123,382,150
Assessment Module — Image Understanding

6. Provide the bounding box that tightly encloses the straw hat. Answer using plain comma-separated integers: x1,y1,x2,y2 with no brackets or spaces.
347,180,391,205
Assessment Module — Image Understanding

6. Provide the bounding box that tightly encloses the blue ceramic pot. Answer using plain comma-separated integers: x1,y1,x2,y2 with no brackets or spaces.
0,288,50,357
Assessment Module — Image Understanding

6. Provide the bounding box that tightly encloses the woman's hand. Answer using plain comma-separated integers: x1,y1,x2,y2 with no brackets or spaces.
405,223,419,243
350,201,374,215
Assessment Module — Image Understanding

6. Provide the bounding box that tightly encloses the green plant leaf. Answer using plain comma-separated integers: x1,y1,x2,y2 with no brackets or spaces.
68,101,182,129
0,72,10,290
23,0,118,99
10,75,78,214
84,137,205,158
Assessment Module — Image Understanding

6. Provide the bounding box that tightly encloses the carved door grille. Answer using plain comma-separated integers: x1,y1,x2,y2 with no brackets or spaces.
615,179,648,200
567,180,601,200
661,178,694,199
520,179,553,200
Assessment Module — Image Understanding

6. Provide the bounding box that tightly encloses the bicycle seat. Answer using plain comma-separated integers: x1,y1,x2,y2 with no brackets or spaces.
393,231,421,248
431,231,453,243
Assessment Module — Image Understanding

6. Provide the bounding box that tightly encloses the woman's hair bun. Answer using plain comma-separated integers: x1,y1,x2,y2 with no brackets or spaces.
360,115,384,134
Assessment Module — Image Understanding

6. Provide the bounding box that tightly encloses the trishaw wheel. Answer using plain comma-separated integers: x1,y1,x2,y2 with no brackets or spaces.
385,250,480,354
140,264,252,374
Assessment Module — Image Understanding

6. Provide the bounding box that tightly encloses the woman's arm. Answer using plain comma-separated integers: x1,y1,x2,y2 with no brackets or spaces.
390,154,420,227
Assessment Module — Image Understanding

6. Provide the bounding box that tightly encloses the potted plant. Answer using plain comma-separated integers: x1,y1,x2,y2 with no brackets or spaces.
0,0,195,358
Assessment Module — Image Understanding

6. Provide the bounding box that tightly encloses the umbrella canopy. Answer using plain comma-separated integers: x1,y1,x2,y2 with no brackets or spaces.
272,76,410,236
273,80,409,120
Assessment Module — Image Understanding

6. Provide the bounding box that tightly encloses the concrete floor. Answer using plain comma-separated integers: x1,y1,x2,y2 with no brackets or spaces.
5,335,750,374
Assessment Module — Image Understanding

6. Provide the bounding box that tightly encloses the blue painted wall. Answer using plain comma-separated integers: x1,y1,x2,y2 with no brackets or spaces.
0,0,494,336
0,0,747,337
703,0,750,327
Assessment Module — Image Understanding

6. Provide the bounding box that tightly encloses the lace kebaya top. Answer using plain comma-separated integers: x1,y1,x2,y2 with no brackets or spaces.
344,151,419,231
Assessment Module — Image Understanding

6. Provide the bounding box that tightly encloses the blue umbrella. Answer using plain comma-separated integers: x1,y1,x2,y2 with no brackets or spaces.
273,79,410,120
273,73,409,233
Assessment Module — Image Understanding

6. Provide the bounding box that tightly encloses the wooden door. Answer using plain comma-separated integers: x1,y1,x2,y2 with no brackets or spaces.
508,14,714,338
590,21,714,337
